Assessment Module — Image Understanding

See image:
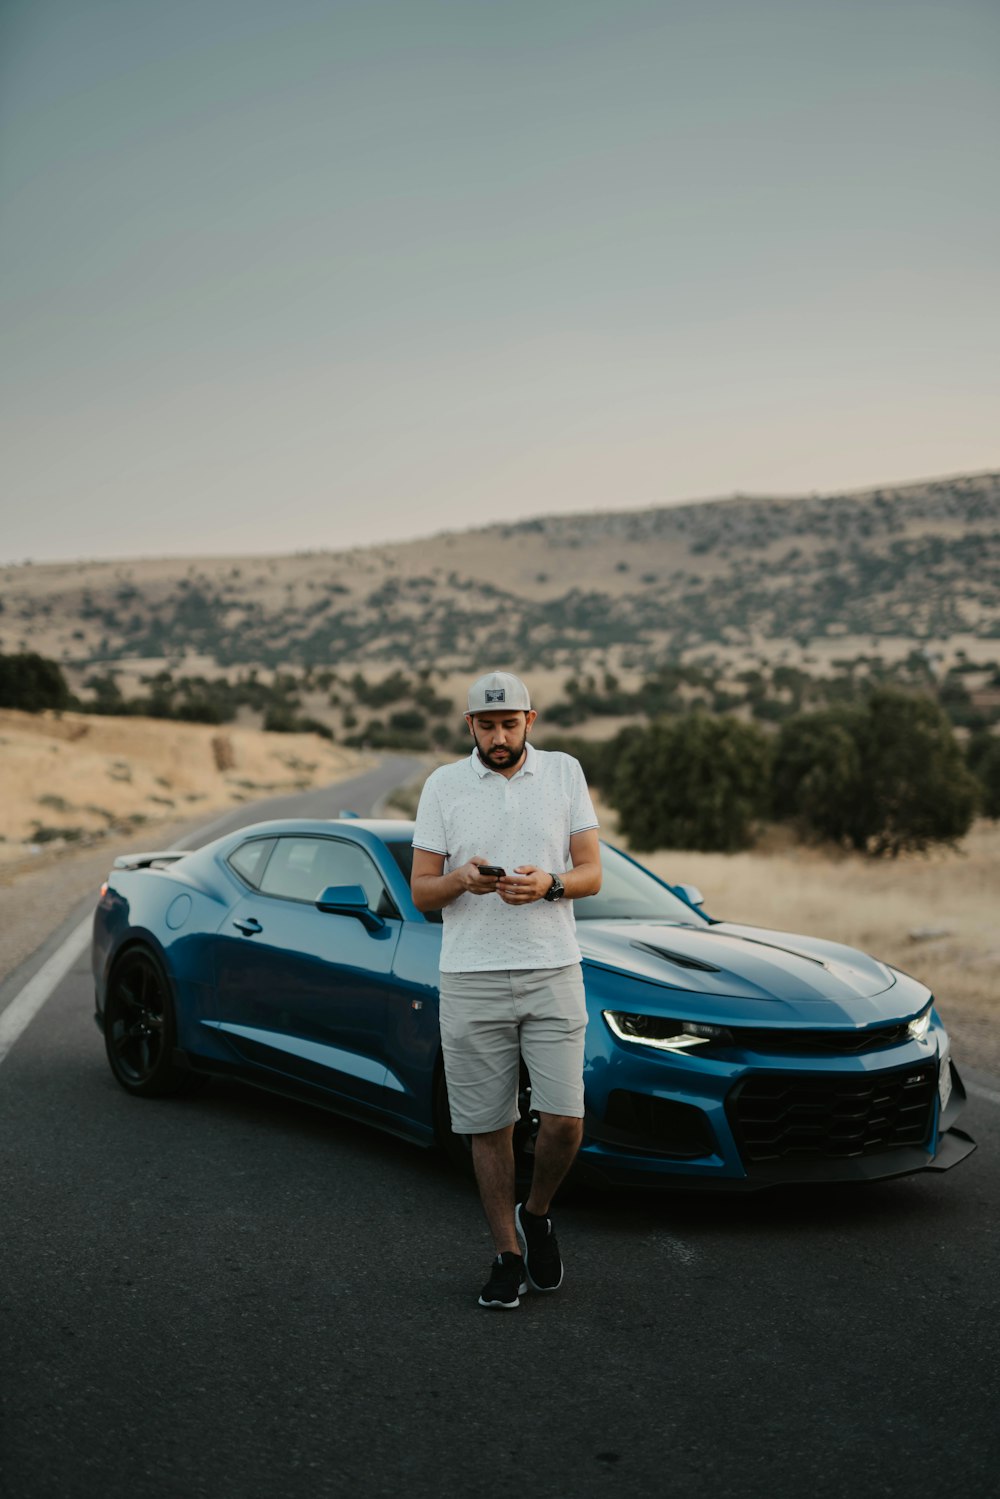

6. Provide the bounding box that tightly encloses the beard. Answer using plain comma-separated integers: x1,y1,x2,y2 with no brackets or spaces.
477,732,527,769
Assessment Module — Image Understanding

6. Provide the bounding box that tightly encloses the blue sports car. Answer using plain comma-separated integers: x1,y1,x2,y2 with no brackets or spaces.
92,817,975,1189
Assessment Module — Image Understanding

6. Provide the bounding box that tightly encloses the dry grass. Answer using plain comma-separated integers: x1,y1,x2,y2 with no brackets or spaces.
593,795,1000,1074
0,709,370,867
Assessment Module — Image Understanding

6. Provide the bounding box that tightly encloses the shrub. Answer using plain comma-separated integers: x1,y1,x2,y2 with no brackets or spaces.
774,689,979,855
610,714,772,851
172,698,229,725
536,729,644,793
388,708,426,733
350,669,411,707
773,706,867,844
83,672,125,713
0,652,72,712
296,715,334,740
855,689,978,855
263,707,333,738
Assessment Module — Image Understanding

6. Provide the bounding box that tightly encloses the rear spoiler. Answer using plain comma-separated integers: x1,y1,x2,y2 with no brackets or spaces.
112,850,194,871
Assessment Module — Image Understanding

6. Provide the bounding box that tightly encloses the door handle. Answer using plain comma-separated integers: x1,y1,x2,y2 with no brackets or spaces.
233,917,263,935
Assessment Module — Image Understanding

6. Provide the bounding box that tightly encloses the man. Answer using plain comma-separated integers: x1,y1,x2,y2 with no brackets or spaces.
410,671,602,1309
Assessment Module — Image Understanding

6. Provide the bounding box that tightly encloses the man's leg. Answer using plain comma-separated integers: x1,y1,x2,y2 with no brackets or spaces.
525,1112,584,1215
517,965,588,1216
439,970,521,1258
470,1125,518,1254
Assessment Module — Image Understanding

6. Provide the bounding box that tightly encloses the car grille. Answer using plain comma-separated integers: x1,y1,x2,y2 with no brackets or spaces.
729,1022,912,1055
727,1063,936,1165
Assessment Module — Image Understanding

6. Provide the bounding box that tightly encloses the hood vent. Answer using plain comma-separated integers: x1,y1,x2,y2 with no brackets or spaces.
630,941,721,974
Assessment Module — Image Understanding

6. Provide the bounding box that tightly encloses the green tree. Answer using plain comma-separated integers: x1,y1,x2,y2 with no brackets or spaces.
263,705,298,732
611,714,772,852
773,705,866,844
388,708,426,733
84,671,125,713
0,652,72,711
774,690,979,855
172,697,229,725
853,689,978,855
538,726,645,794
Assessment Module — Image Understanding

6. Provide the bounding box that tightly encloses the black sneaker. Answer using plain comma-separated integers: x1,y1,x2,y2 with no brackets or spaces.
478,1252,528,1309
515,1203,564,1292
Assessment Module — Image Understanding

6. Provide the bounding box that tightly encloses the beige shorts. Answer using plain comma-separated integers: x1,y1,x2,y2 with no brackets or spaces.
438,964,588,1135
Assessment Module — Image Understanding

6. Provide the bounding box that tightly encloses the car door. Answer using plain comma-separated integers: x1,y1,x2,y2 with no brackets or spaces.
210,834,401,1109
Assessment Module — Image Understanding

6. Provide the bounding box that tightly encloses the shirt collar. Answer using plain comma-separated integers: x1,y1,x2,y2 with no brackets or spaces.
470,741,537,780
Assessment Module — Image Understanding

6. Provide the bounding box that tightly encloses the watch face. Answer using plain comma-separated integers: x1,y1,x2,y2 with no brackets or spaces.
546,874,564,901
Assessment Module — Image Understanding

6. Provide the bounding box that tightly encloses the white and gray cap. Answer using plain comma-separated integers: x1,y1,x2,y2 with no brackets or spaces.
466,671,532,714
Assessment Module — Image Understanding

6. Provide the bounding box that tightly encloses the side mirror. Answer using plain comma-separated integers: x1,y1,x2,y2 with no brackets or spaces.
675,883,705,909
315,884,385,933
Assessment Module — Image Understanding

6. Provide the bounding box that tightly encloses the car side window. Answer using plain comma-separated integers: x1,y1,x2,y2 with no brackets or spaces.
258,836,396,914
227,837,277,890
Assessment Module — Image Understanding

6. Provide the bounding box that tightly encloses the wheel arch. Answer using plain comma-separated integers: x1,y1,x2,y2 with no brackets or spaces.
102,941,195,1098
97,929,172,1026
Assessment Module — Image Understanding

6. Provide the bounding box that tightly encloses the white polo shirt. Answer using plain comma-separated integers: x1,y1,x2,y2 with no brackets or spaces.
412,743,599,974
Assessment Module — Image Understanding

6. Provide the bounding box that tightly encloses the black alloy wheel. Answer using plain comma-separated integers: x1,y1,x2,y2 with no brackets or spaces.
103,949,192,1098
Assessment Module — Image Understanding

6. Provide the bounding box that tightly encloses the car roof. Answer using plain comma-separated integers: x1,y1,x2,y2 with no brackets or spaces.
327,817,415,839
223,816,413,839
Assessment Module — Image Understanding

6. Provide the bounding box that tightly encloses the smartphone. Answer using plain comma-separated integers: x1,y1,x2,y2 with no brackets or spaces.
479,865,505,878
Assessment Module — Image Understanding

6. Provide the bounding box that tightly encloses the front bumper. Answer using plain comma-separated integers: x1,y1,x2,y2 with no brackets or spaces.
576,1050,976,1192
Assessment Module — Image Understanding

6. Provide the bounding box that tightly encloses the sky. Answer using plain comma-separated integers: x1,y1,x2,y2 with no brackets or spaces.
1,0,997,564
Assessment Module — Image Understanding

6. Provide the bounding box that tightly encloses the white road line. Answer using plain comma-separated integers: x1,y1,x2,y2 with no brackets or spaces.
967,1080,1000,1108
0,916,92,1068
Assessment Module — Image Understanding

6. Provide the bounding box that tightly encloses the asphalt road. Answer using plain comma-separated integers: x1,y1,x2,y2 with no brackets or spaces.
2,765,998,1499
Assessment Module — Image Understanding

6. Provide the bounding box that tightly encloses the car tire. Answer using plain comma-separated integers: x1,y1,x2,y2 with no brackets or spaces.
103,947,195,1098
433,1063,538,1182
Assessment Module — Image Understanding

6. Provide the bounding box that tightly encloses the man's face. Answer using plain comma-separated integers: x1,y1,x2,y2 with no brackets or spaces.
466,709,537,770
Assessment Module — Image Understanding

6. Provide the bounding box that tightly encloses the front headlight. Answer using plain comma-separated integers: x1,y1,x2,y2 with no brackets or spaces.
907,1004,933,1041
603,1010,733,1054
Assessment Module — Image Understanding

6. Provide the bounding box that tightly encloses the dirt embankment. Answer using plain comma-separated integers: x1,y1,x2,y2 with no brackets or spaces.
0,709,369,868
0,710,373,979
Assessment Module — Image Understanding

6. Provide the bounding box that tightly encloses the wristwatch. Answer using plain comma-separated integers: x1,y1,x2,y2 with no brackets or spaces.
544,873,565,902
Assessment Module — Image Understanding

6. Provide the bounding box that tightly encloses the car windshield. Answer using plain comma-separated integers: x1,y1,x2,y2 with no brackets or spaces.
386,840,705,925
575,844,707,923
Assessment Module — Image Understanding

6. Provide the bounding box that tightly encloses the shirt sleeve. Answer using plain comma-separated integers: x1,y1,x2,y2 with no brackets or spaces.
569,760,599,834
412,774,449,854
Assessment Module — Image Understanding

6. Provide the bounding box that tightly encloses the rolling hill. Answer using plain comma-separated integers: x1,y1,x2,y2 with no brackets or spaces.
2,471,997,685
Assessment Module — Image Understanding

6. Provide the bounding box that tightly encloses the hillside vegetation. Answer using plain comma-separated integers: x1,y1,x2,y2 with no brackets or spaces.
2,471,998,678
3,469,998,861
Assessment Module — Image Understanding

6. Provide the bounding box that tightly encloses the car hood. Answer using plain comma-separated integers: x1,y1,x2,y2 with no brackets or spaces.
578,920,923,1027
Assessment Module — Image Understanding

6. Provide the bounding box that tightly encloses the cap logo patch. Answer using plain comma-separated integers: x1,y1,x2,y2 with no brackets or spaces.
485,688,505,703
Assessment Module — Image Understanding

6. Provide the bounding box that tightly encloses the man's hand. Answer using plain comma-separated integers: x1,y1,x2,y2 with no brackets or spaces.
495,833,602,907
411,849,500,911
459,857,503,896
497,865,552,905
